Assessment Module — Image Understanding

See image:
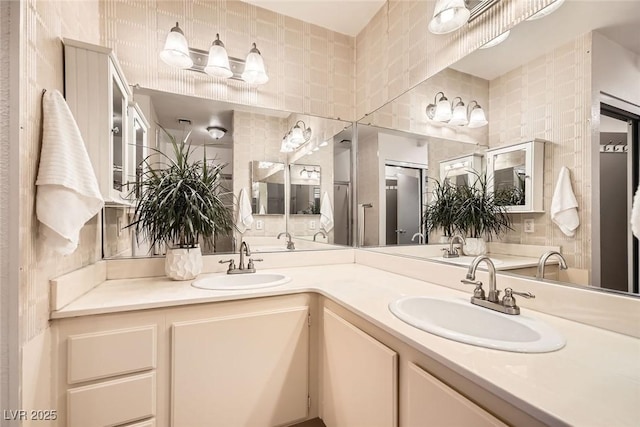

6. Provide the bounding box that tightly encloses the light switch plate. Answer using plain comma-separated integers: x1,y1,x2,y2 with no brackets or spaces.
310,220,316,230
255,220,264,230
524,219,534,233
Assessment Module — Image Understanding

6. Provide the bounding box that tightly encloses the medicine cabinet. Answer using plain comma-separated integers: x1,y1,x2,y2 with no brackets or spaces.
486,139,546,213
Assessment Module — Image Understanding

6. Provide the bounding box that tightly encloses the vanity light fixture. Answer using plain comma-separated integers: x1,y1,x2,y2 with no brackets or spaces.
448,97,469,126
300,167,320,179
206,126,227,140
160,23,269,85
428,0,470,34
526,0,565,21
480,30,511,49
280,121,312,153
467,100,488,128
426,92,452,122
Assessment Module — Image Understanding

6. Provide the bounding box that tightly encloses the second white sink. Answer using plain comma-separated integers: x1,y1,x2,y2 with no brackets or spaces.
389,296,566,353
192,273,291,290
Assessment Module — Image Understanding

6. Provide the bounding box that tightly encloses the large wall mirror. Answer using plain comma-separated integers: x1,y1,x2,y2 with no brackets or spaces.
103,88,352,258
357,0,640,297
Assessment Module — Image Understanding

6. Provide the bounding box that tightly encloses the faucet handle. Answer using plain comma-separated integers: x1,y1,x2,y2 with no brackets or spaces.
219,259,236,273
502,288,535,308
461,279,486,300
247,258,263,269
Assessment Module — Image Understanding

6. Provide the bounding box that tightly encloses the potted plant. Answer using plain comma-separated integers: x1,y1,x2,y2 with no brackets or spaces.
129,128,234,280
454,171,512,255
423,178,460,242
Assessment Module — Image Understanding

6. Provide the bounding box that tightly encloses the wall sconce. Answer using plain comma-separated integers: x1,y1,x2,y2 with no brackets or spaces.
160,23,269,85
426,94,488,128
467,101,488,128
428,0,470,34
207,126,226,139
280,121,312,153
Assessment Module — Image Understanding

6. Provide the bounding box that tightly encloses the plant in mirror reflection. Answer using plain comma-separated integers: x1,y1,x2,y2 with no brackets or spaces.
126,126,235,251
424,171,512,240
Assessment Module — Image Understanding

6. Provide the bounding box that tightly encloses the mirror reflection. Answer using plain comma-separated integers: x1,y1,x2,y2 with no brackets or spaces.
103,88,352,258
358,0,640,297
251,161,285,215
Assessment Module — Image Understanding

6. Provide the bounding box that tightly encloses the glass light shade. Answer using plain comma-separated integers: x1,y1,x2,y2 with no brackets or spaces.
468,106,488,128
480,30,511,49
449,103,469,126
159,23,193,69
204,34,233,78
280,136,294,153
434,98,452,122
319,140,329,147
428,0,470,34
526,0,565,21
241,43,269,85
289,124,305,146
207,126,226,139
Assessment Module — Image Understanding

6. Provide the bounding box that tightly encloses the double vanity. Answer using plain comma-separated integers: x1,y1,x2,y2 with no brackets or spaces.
49,248,640,427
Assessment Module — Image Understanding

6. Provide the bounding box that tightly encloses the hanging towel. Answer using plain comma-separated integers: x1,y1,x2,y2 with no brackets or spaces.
320,191,334,232
236,188,254,233
631,185,640,238
35,89,104,255
550,166,579,237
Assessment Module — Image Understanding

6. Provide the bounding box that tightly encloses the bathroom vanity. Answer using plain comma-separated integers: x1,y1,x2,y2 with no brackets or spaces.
49,251,640,427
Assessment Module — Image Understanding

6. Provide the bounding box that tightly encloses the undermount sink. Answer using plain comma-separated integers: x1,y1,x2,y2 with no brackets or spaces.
389,296,566,353
430,256,504,266
192,273,291,290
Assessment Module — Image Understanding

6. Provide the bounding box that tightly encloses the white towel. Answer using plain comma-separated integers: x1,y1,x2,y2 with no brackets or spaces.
550,167,579,237
35,90,104,255
320,191,334,232
236,188,254,233
631,185,640,238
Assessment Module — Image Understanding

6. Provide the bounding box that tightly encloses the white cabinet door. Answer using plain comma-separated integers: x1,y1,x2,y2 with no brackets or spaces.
171,306,310,427
321,308,398,427
406,362,507,427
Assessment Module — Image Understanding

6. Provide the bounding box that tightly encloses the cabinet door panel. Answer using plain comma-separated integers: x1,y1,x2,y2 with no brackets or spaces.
172,306,309,427
406,362,506,427
321,308,398,427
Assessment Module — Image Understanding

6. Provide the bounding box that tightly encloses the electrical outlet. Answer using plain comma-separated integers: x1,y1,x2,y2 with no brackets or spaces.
255,220,264,230
310,220,316,230
524,219,535,233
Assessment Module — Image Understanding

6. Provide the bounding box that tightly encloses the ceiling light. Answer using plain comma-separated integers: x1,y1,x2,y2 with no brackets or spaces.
241,43,269,85
204,34,233,78
467,101,488,128
160,22,193,69
428,0,470,34
480,30,511,49
448,97,468,126
207,126,227,139
526,0,565,21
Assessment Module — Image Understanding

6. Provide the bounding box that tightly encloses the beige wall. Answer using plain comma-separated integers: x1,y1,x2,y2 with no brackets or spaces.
488,34,592,271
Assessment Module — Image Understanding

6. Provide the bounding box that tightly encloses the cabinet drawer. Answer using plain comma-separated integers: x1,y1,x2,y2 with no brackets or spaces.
67,325,156,384
67,372,156,427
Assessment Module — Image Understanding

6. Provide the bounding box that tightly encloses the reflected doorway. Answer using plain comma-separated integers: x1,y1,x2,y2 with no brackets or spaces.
385,164,426,245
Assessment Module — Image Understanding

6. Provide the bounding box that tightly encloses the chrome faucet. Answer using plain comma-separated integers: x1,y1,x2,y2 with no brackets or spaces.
461,255,535,315
442,234,465,258
277,232,295,250
313,230,327,241
219,241,262,274
411,232,425,244
536,250,568,279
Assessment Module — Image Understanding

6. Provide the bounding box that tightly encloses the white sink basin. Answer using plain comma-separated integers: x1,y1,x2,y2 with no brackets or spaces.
389,296,566,353
252,246,289,253
430,256,504,266
192,273,291,290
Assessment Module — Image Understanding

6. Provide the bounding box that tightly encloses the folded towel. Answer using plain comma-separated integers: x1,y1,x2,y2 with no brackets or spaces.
631,185,640,238
551,167,579,237
320,191,334,232
236,188,254,233
35,90,104,255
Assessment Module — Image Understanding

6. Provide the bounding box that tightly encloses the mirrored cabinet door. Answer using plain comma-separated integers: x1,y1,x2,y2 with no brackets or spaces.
289,164,321,215
127,103,149,200
251,161,285,215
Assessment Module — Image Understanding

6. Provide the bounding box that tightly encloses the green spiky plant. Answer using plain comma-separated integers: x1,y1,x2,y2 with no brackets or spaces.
423,178,460,238
128,127,234,252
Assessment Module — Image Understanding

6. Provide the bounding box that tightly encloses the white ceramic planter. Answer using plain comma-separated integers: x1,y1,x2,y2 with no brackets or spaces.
165,246,203,280
463,237,487,256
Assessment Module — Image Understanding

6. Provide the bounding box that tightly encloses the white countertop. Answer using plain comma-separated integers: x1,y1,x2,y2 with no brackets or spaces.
52,263,640,426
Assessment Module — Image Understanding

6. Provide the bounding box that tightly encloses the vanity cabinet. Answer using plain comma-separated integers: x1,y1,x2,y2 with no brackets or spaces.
486,140,546,213
321,308,398,427
64,38,140,205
